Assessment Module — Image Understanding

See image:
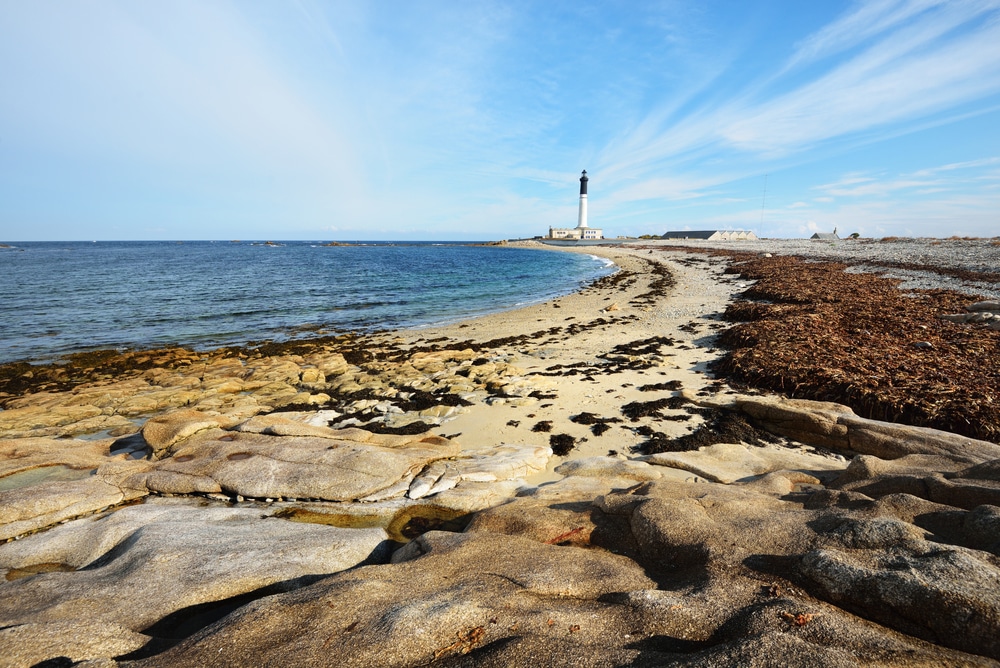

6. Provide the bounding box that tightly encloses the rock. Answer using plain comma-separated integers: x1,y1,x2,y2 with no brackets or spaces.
641,442,844,484
968,300,1000,312
0,620,149,667
0,468,149,542
697,393,1000,462
554,456,663,481
0,436,119,479
299,367,325,384
964,505,1000,556
956,458,1000,481
126,429,461,502
835,470,1000,511
403,444,550,500
832,453,975,486
800,541,1000,659
141,410,237,456
0,499,391,663
451,444,551,482
231,412,349,439
128,531,657,668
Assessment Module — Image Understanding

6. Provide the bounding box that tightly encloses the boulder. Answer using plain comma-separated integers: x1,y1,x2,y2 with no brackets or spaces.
801,541,1000,659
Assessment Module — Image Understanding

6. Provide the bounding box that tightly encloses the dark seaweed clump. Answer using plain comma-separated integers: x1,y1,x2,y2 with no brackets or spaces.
621,396,688,420
633,409,780,455
570,412,622,437
549,433,576,456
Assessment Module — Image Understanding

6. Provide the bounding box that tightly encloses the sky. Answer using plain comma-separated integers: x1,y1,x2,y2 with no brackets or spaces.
2,0,999,241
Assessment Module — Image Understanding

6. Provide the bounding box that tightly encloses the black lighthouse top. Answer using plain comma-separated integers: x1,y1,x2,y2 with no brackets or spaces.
579,170,588,195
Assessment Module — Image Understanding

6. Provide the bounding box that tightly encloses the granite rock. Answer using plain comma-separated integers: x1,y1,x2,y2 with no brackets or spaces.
0,499,391,664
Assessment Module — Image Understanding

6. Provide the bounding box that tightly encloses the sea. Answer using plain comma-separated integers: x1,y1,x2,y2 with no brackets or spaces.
0,241,614,365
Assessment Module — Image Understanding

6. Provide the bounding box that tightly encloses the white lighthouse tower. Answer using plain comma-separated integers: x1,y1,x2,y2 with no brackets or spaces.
576,170,589,229
546,170,603,240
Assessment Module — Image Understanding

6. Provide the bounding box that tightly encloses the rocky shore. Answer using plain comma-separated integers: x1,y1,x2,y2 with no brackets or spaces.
1,239,999,667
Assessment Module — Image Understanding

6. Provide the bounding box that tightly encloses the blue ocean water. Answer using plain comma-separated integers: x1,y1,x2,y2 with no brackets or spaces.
0,241,613,365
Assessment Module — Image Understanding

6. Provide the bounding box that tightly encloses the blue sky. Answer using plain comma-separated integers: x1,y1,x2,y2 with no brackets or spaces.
2,0,999,241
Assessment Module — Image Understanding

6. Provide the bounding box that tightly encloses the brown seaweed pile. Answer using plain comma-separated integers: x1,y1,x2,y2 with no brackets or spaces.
711,254,1000,443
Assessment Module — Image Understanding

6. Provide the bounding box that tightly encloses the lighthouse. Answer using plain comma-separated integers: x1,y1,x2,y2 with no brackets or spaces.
545,170,603,240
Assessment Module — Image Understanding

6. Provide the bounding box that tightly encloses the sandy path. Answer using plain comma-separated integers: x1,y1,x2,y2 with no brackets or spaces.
384,246,747,482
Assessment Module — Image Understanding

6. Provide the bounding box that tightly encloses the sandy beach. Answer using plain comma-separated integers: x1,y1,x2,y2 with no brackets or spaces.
386,244,747,482
2,238,1000,667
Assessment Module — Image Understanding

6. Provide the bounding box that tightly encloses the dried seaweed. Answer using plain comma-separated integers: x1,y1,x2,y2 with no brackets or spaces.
711,254,1000,443
550,433,576,456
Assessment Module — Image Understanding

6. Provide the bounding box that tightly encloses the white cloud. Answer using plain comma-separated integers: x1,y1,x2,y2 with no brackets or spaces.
719,14,1000,154
784,0,951,71
596,1,1000,208
814,157,1000,198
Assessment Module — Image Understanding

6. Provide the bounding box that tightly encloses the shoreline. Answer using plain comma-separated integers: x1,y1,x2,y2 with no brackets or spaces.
1,244,748,485
4,238,996,447
0,241,612,368
3,238,1000,666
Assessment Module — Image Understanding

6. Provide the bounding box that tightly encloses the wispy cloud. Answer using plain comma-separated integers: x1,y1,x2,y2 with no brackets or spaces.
815,157,1000,197
597,0,1000,203
783,0,949,71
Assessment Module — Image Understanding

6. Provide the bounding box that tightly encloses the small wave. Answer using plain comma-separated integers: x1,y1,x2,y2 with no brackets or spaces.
587,253,616,268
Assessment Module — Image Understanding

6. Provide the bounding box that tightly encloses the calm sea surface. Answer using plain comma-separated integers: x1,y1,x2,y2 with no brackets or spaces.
0,241,613,365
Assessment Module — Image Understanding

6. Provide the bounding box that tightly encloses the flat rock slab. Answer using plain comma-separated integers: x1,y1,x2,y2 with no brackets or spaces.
641,442,845,484
0,436,118,479
0,472,148,542
127,429,461,502
0,499,391,664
